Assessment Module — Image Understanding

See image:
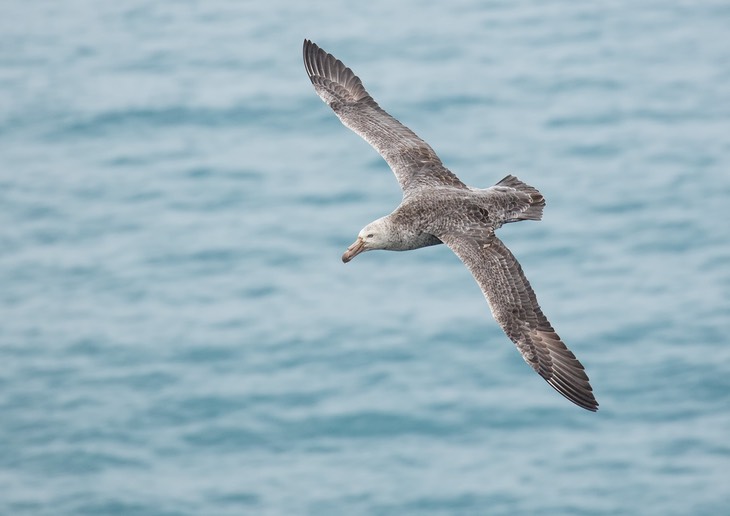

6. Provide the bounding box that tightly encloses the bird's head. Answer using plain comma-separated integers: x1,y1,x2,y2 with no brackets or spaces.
341,219,390,263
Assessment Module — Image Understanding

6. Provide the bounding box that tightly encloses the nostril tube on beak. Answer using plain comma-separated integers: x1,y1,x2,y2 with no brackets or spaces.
342,237,365,263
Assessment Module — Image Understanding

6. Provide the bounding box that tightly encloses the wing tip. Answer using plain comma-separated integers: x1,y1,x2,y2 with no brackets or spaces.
302,38,321,81
546,375,599,412
302,38,334,79
302,38,316,58
302,39,372,104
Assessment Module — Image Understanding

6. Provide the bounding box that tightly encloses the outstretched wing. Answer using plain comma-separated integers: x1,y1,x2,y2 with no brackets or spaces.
440,230,599,411
303,39,467,194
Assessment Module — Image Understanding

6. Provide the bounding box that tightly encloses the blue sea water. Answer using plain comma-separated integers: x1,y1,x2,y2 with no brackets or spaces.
1,0,729,514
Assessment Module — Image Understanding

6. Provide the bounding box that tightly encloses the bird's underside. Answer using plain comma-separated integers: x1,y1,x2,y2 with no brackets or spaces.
303,39,598,411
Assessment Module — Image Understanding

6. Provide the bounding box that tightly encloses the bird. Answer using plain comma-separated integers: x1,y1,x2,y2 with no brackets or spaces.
303,39,598,411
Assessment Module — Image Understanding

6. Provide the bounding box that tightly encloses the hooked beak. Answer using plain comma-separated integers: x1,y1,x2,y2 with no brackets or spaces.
342,237,365,263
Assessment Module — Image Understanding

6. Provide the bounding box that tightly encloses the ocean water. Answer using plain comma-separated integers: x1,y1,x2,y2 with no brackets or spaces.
1,0,729,514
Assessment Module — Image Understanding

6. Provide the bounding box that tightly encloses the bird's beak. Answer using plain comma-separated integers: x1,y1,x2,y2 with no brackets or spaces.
342,237,365,263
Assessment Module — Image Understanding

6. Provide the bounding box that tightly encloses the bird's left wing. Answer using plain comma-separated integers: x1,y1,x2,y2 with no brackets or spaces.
439,230,599,411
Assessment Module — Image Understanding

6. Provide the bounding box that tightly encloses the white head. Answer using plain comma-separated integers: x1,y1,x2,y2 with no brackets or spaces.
341,218,392,263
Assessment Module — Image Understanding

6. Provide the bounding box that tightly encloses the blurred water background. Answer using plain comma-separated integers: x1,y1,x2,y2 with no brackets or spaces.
1,1,729,514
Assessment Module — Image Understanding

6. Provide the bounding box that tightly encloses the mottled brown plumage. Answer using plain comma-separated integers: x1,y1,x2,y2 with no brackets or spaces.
303,39,598,411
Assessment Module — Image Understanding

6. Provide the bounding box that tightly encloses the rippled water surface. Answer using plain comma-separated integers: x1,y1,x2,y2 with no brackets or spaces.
1,1,729,514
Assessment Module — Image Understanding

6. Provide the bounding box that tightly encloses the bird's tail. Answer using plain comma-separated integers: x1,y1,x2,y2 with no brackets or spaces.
495,175,545,222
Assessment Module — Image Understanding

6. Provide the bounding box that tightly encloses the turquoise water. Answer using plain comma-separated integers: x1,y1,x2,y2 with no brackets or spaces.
1,1,729,514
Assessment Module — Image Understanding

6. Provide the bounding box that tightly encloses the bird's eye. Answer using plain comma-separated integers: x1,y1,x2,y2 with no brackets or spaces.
367,233,374,238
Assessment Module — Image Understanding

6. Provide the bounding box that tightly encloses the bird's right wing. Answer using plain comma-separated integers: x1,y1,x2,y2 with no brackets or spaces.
303,39,467,194
440,230,599,411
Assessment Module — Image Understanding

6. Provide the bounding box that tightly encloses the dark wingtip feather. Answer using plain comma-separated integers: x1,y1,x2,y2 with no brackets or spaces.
544,366,599,411
301,39,373,106
547,375,599,412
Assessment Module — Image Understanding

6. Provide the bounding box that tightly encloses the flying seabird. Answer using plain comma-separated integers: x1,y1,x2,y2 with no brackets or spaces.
303,39,598,411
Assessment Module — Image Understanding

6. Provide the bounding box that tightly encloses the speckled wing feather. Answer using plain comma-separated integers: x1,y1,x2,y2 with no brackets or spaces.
303,40,467,194
440,231,599,411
